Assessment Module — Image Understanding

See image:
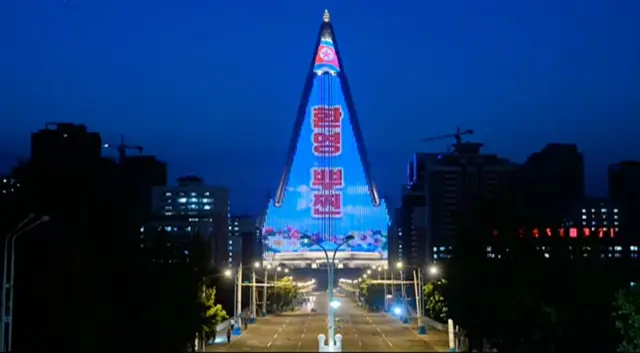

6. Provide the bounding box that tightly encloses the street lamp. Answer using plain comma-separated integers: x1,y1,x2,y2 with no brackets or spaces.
396,261,408,324
1,214,50,353
301,233,354,350
429,265,439,276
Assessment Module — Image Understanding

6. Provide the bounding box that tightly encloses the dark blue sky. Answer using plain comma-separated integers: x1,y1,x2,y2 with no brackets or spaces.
1,0,639,214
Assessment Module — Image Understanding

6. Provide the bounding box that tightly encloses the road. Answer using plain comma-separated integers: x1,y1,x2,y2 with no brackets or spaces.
207,292,448,351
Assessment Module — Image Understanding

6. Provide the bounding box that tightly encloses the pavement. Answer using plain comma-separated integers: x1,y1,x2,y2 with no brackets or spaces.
206,292,449,352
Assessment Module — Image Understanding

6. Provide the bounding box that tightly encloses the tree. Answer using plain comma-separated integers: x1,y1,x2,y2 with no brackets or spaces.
270,277,299,311
424,278,448,322
613,285,640,353
201,286,229,341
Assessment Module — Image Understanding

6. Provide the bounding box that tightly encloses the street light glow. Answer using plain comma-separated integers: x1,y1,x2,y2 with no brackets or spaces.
284,268,290,273
254,261,261,268
429,266,439,275
367,269,372,274
330,300,341,309
396,261,403,269
224,269,232,278
277,267,282,272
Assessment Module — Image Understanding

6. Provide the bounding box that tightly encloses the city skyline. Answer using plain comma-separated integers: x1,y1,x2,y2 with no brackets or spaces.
1,1,639,213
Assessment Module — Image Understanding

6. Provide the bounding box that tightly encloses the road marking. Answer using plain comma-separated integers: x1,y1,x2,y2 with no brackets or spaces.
278,328,282,333
297,341,302,348
376,327,381,332
301,333,304,338
380,333,394,348
274,333,278,339
358,341,362,347
267,341,272,348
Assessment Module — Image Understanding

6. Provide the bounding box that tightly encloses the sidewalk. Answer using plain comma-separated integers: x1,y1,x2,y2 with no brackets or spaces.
408,321,450,351
386,313,451,352
204,323,252,351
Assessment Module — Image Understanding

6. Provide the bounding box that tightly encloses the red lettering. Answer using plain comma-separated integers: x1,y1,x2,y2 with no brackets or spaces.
312,106,343,129
598,228,604,238
558,228,565,238
610,228,615,238
583,228,590,237
312,132,342,156
569,228,578,238
546,228,552,237
311,168,344,190
311,193,342,217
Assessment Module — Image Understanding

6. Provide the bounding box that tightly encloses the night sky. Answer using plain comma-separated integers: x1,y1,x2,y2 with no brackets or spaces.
1,0,639,214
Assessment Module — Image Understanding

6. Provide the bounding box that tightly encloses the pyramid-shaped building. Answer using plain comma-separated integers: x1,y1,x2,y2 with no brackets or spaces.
262,10,389,269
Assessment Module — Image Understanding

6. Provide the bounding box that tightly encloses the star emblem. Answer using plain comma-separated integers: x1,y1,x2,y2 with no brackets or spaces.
320,47,335,61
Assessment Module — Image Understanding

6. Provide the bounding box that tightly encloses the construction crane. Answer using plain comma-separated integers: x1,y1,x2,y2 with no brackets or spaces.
421,127,474,145
103,135,143,162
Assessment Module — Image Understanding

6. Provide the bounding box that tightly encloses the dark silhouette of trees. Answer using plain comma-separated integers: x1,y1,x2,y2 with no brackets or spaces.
446,189,631,352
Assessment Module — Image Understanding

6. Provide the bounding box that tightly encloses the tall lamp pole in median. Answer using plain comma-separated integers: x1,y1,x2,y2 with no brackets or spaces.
301,234,354,350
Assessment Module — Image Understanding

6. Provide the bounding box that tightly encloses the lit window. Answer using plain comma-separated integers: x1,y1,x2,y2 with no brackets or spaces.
178,198,187,203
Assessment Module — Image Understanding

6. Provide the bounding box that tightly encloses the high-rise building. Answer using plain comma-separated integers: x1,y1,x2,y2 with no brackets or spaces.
262,10,390,269
230,215,261,267
522,143,585,225
399,142,516,266
122,156,168,226
609,161,640,239
150,176,230,268
30,122,102,167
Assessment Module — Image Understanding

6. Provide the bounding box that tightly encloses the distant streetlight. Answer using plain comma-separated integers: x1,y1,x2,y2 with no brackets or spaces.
284,268,290,273
277,267,282,272
367,269,372,274
429,266,439,276
224,269,232,278
254,261,261,268
396,261,403,269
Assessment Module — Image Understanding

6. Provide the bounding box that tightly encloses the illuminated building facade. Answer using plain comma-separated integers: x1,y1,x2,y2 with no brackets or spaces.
0,176,19,196
262,11,389,269
150,176,230,268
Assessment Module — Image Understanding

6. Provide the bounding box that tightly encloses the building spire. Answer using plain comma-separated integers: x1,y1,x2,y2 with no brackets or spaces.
323,9,330,23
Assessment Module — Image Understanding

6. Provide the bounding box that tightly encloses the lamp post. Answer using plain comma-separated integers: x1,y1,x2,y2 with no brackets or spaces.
262,263,272,316
397,261,409,324
302,234,354,351
249,262,260,324
225,265,242,336
380,265,389,311
1,214,50,353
